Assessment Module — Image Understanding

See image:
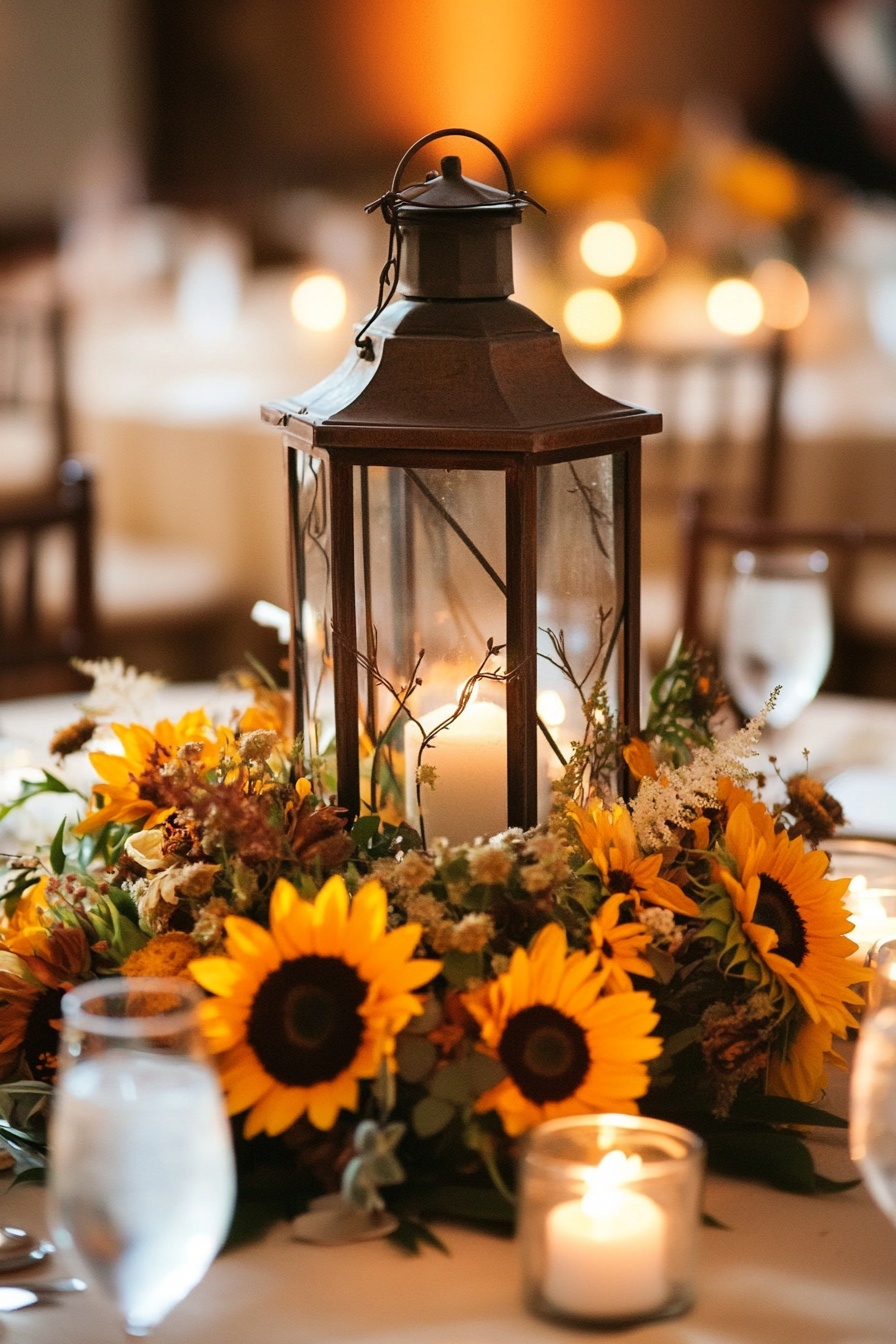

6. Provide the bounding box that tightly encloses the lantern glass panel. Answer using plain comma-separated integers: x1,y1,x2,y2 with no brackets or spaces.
293,453,334,772
536,454,621,814
352,464,507,839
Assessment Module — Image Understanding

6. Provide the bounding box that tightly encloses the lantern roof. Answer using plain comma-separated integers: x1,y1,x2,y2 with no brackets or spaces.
394,154,522,215
262,129,662,459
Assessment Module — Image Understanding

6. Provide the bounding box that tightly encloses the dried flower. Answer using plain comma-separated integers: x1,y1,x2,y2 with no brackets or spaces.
239,729,280,764
785,775,845,845
468,845,512,886
450,912,494,953
49,717,97,758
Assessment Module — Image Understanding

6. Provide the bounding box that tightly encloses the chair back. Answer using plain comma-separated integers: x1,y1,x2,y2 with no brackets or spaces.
0,284,96,695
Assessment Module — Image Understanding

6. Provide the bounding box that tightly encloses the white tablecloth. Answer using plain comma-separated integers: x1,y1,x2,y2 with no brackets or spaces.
1,1146,895,1344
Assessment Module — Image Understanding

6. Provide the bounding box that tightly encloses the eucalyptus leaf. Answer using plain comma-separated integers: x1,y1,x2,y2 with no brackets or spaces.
467,1052,506,1096
411,1095,455,1138
396,1034,438,1084
442,950,483,988
429,1062,474,1106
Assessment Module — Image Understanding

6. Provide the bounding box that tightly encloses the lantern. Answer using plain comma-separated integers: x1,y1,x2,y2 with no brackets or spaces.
262,129,660,845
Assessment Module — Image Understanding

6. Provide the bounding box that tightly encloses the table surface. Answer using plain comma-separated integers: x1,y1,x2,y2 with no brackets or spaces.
1,1129,895,1344
0,687,895,1342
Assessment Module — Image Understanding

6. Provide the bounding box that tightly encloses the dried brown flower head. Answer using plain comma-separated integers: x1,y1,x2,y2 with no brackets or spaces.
785,775,845,845
700,994,777,1117
49,717,97,758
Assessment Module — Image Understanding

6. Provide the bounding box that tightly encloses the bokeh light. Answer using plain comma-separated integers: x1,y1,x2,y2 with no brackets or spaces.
625,219,667,277
290,272,347,332
536,689,567,728
706,278,764,336
751,259,810,331
563,288,623,346
580,220,638,277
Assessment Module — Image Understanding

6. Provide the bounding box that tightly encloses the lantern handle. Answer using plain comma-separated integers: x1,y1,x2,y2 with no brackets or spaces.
390,127,518,198
355,129,542,360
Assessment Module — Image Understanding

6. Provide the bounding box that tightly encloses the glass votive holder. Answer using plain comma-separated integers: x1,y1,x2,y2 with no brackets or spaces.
518,1113,704,1328
824,839,896,971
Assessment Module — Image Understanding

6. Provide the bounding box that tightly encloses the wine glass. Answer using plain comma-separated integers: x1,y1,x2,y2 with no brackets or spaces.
49,978,236,1338
851,1004,896,1226
720,547,833,728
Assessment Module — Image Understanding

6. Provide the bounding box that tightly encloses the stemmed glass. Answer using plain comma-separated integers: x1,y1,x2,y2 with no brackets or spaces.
851,1004,896,1227
720,548,834,729
49,978,236,1338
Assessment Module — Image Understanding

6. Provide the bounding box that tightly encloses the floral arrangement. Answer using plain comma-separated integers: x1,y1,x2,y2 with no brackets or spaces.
0,652,867,1247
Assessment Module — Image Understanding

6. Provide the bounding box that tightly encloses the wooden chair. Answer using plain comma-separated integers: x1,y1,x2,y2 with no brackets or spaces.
680,487,896,697
578,332,790,669
0,295,97,695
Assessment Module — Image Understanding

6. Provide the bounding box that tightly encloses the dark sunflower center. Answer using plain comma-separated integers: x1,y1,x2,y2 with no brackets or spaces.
755,874,808,966
499,1004,590,1104
23,987,63,1084
607,869,634,894
247,955,367,1087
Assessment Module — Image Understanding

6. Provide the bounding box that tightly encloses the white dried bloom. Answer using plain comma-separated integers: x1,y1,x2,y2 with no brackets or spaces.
637,906,676,938
73,657,166,723
630,705,771,852
124,829,171,873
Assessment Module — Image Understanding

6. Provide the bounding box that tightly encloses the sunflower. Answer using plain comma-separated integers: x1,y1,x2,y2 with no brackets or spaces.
767,1017,847,1104
0,925,92,1082
716,776,774,837
463,923,661,1137
717,803,866,1035
73,711,230,836
569,800,700,917
190,876,441,1136
590,895,655,992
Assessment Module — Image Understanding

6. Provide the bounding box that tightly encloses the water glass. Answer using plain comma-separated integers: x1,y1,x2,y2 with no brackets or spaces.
720,548,833,728
49,978,236,1338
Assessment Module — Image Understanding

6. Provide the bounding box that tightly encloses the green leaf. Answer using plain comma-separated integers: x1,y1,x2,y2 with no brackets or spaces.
10,1166,46,1187
467,1052,505,1096
0,770,78,824
429,1062,474,1106
352,815,381,851
387,1216,449,1256
411,1095,455,1138
813,1174,861,1193
395,1034,438,1084
441,950,483,988
224,1196,286,1250
729,1095,848,1128
705,1127,818,1194
417,1184,514,1227
49,817,67,875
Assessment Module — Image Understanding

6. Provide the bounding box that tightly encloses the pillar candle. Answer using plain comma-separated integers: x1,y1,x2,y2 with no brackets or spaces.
543,1152,668,1319
404,699,507,845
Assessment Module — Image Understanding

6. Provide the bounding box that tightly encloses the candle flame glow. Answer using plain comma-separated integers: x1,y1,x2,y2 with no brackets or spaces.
581,1149,643,1216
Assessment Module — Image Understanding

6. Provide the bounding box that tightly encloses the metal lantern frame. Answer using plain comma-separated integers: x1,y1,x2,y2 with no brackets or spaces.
263,129,661,833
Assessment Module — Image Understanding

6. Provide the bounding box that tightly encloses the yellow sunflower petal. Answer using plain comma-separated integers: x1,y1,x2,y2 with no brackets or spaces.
311,875,349,956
